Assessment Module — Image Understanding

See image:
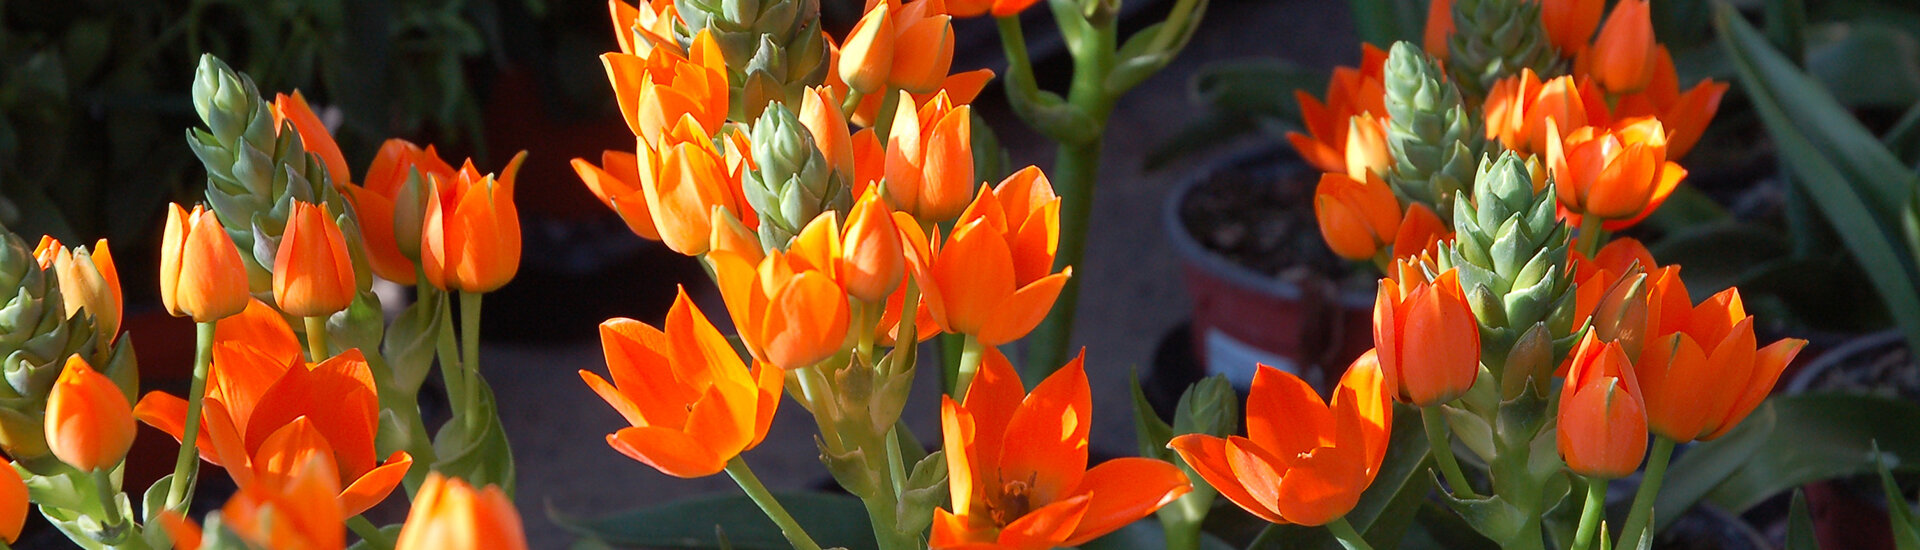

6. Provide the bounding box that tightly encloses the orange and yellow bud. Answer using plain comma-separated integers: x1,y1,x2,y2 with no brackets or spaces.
1547,118,1685,227
840,189,906,303
1483,69,1606,155
344,139,458,284
1539,0,1604,55
45,355,134,472
274,201,357,317
422,152,527,293
1170,352,1392,526
641,117,755,256
1345,113,1391,182
1288,44,1389,174
394,473,528,550
799,86,856,179
710,214,852,369
1557,334,1648,479
884,91,975,223
910,167,1072,346
214,452,347,550
35,237,121,340
603,30,729,145
839,2,895,95
1635,286,1806,442
1580,0,1657,95
583,288,784,477
1375,269,1480,406
839,0,956,95
608,0,680,56
1313,172,1402,261
161,203,251,323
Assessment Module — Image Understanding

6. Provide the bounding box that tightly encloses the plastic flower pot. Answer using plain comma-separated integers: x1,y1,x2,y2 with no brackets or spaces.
1163,144,1374,392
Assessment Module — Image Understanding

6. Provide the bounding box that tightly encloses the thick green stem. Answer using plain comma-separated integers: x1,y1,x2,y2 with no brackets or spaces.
1326,516,1375,550
1163,517,1203,550
1576,215,1607,259
459,292,484,430
163,322,217,512
1572,477,1608,550
304,316,330,361
366,352,437,494
1423,405,1482,499
348,515,393,550
1616,437,1676,550
1247,523,1283,549
726,457,825,550
90,468,127,540
873,87,902,143
434,296,469,429
952,336,985,399
1023,138,1102,380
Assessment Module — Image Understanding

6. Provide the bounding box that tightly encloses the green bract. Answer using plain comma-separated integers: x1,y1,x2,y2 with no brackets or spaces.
1442,152,1577,397
1447,0,1559,99
677,0,829,119
1384,42,1483,224
742,103,849,250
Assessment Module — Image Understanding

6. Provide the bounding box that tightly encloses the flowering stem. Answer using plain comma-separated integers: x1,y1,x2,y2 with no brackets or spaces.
725,456,823,550
434,294,469,427
873,87,902,143
1326,516,1374,550
459,291,484,429
952,335,985,399
304,316,329,362
1616,436,1676,550
1576,215,1607,258
348,515,393,550
1571,477,1608,550
90,468,127,540
1423,405,1481,499
162,321,217,513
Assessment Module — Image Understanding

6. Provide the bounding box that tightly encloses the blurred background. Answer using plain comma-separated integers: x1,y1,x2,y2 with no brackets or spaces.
8,0,1920,546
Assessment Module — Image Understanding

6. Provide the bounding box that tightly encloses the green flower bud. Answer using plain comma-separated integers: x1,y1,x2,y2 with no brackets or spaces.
742,104,849,249
1443,152,1578,381
1383,42,1483,223
1447,0,1559,98
1172,375,1239,439
677,0,828,117
0,225,135,462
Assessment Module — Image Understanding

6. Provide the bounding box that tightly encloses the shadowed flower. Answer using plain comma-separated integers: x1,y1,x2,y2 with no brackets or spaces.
575,149,661,241
342,139,459,285
0,461,20,543
906,167,1071,346
1558,334,1647,479
582,288,784,477
394,473,529,550
1313,172,1402,261
1540,0,1604,55
1613,45,1728,159
45,355,134,472
933,350,1190,548
34,237,121,341
166,451,347,550
1635,284,1806,442
1579,0,1657,95
1288,44,1389,174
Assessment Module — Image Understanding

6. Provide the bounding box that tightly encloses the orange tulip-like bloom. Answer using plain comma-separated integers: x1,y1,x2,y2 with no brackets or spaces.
841,189,906,303
343,139,459,285
582,288,784,477
840,0,955,95
885,91,974,223
1547,118,1686,227
274,201,357,317
422,152,527,293
135,344,414,517
161,203,251,322
1375,269,1480,406
45,355,134,472
1635,286,1806,442
849,68,994,128
0,461,21,543
575,149,662,241
1345,113,1391,182
908,167,1072,345
640,117,756,256
1313,172,1402,261
34,237,121,340
1390,202,1449,260
1424,0,1453,58
933,350,1190,548
608,0,680,57
1580,0,1657,95
1558,334,1647,478
274,91,351,189
1614,45,1728,159
1289,44,1389,174
603,30,729,145
1171,352,1392,526
1540,0,1604,55
173,452,347,550
1483,69,1607,155
710,214,853,369
1570,237,1657,324
394,473,529,550
800,86,857,180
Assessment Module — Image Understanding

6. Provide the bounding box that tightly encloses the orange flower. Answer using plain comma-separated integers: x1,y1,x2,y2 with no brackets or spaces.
608,0,681,57
1313,172,1402,261
1635,286,1806,442
273,91,350,189
907,167,1072,346
394,473,528,550
851,127,885,197
215,298,308,365
947,0,1040,18
1614,45,1728,159
44,355,134,472
1483,69,1607,155
582,288,784,477
422,152,528,293
1580,0,1657,95
134,346,413,517
710,214,853,369
34,237,121,340
1558,334,1647,479
1424,0,1453,58
343,139,459,285
885,91,975,223
641,117,755,255
1345,112,1391,182
933,350,1190,548
196,451,348,550
849,68,994,128
799,86,856,180
575,149,661,240
1540,0,1604,55
1288,44,1389,174
1570,237,1657,325
1390,202,1448,260
603,30,729,145
0,462,21,543
840,0,955,95
160,203,251,323
1375,269,1480,406
841,189,906,303
1546,118,1685,226
274,201,357,317
1170,352,1392,526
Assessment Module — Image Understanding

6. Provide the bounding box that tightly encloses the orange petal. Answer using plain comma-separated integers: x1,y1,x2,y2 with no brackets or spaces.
998,354,1091,505
338,451,413,516
1168,434,1288,524
1060,457,1191,546
1246,365,1334,457
607,426,726,478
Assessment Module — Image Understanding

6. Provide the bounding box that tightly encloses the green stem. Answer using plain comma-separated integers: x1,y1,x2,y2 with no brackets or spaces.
304,316,329,362
873,87,902,143
1246,523,1283,549
434,294,468,428
1576,214,1607,259
1423,405,1482,499
348,515,393,550
952,336,985,399
1326,516,1375,550
1572,477,1608,550
1163,517,1203,550
885,425,908,497
725,457,824,550
1616,437,1676,550
459,292,484,430
90,468,127,540
1023,138,1102,380
840,88,867,117
163,322,217,512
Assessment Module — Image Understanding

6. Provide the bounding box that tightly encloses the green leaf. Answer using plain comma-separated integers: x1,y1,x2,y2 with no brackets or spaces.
1764,0,1807,64
1652,400,1775,534
1806,23,1920,108
432,376,516,496
1874,444,1920,550
1697,394,1920,514
1882,101,1920,164
549,491,876,550
1247,403,1433,549
1785,490,1821,550
1647,222,1790,296
383,290,444,395
1129,370,1175,462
